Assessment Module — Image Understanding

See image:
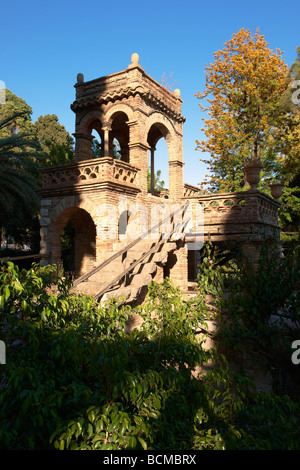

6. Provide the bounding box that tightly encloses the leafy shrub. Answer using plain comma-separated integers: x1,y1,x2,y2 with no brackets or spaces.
0,260,299,450
215,243,300,390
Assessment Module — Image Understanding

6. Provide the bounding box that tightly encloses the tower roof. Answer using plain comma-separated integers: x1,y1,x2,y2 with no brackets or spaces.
71,53,185,123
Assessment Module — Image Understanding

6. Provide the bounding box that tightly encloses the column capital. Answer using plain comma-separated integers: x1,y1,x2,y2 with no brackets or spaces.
168,159,185,167
73,132,95,141
101,123,112,132
128,142,151,151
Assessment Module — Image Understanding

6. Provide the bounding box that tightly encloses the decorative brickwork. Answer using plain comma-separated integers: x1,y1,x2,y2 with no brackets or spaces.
39,54,282,301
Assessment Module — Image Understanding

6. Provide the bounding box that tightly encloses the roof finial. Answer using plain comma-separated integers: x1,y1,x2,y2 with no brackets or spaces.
128,52,141,69
131,52,139,65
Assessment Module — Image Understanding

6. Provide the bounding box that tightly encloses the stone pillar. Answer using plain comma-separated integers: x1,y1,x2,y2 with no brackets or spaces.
168,243,188,292
39,199,52,266
127,119,149,194
169,160,184,199
73,132,94,161
240,241,263,271
102,124,112,158
150,147,155,195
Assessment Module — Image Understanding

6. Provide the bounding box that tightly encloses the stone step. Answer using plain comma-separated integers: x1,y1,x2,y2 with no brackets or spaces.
73,236,180,305
130,260,157,276
152,251,168,265
131,272,153,289
73,280,106,296
101,286,134,305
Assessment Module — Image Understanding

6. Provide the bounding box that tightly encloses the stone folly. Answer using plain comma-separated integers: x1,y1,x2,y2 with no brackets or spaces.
39,53,281,304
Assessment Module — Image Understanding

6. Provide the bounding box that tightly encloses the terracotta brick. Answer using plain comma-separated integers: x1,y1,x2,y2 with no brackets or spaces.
38,54,282,290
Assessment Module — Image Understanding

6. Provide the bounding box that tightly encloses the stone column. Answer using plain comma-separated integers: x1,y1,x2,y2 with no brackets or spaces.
39,199,52,266
102,124,112,158
169,160,184,199
150,147,155,195
73,132,94,161
127,119,149,194
168,243,188,292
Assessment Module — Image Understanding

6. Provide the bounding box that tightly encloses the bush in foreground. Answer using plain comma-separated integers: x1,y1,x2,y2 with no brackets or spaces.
0,260,299,450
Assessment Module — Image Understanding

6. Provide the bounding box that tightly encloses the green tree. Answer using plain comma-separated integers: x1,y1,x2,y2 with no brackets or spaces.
0,112,42,245
92,137,102,158
91,137,122,159
0,89,34,137
196,28,292,193
33,114,74,167
147,168,165,194
274,47,300,242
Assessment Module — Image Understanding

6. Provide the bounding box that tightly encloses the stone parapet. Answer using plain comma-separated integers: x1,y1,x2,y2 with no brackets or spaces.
39,157,140,196
184,189,281,243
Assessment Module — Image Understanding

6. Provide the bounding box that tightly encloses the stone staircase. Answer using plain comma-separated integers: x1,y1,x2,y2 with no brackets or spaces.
71,238,180,305
71,205,188,305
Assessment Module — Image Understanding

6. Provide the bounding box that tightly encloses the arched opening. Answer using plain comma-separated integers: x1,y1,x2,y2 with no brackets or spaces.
112,138,122,160
119,210,130,237
54,207,96,277
61,220,75,273
147,123,170,195
110,111,130,162
88,120,104,158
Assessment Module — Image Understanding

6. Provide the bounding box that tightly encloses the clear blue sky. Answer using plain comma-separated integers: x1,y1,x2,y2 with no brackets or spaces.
1,0,299,187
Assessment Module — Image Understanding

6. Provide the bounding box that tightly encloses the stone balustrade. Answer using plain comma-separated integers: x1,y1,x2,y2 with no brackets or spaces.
184,189,281,243
40,157,139,194
183,183,200,198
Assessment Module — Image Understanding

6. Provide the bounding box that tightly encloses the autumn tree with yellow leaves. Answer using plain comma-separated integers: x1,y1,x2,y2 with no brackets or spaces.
196,28,295,193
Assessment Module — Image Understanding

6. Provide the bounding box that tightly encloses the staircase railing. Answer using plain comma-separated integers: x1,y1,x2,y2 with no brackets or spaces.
93,215,190,300
71,204,189,297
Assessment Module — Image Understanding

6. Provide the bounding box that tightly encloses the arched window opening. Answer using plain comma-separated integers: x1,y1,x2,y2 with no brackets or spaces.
88,120,103,158
56,208,96,277
112,138,122,160
110,112,129,162
118,210,132,238
91,131,103,158
147,124,169,195
61,220,75,274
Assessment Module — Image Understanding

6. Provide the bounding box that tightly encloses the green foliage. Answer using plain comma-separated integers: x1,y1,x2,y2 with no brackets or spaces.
0,89,34,137
0,261,299,450
33,114,74,167
147,168,165,193
212,242,300,401
279,178,300,242
0,110,42,244
0,92,75,248
91,137,121,160
218,244,300,341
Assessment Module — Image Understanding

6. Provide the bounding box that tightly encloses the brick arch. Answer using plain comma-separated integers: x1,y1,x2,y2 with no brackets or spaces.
145,112,183,197
145,112,176,139
104,102,134,123
77,110,104,135
51,203,97,276
105,106,133,163
144,112,179,162
50,196,98,226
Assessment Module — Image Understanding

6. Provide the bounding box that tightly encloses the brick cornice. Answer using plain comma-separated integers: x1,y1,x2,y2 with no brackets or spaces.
71,85,185,123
